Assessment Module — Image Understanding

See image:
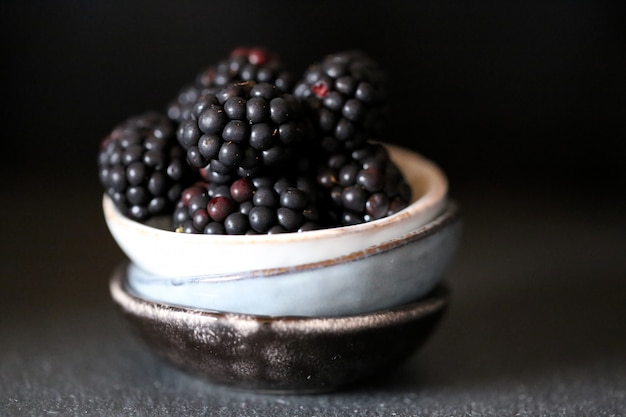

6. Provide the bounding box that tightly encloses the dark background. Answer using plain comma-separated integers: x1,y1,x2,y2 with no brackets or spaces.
2,2,625,415
2,0,625,193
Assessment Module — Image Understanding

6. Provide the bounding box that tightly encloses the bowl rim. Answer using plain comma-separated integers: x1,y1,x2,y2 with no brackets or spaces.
103,143,448,245
127,201,460,283
111,263,449,323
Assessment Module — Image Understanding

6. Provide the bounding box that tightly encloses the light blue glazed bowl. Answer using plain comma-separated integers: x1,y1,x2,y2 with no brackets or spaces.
125,203,461,317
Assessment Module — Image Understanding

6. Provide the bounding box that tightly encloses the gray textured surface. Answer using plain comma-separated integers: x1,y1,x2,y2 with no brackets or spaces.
2,180,625,416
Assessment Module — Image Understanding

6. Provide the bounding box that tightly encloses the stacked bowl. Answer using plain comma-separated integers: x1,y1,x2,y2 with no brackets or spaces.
105,143,461,393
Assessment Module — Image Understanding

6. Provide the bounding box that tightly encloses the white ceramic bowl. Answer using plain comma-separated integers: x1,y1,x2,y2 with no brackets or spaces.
103,143,449,278
125,203,461,316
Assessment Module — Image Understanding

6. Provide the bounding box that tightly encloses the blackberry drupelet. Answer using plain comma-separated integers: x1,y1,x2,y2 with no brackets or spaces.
173,175,333,235
316,142,412,226
293,50,388,153
176,81,314,179
98,111,198,221
167,47,295,123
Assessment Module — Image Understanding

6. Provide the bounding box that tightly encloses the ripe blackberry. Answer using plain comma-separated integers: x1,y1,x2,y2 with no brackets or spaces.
316,143,412,225
167,47,295,123
98,111,197,221
176,81,313,180
173,175,332,235
294,51,388,153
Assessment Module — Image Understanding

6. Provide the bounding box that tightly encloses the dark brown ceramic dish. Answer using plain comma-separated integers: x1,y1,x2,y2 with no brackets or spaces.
110,265,448,394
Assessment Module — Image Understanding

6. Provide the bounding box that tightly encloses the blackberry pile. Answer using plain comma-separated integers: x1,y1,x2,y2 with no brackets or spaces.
176,81,314,181
294,50,388,153
167,47,294,123
317,143,412,225
98,111,198,220
173,176,331,235
98,47,412,234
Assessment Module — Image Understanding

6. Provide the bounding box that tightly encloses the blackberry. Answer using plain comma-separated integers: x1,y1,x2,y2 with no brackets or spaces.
167,47,295,123
173,175,333,235
316,143,412,225
294,51,388,153
176,81,313,179
98,111,197,220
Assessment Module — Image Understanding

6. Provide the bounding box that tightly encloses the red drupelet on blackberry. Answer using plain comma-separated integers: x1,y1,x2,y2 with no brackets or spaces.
175,81,314,180
293,51,388,153
173,175,335,235
316,142,412,226
167,47,295,123
98,112,199,221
